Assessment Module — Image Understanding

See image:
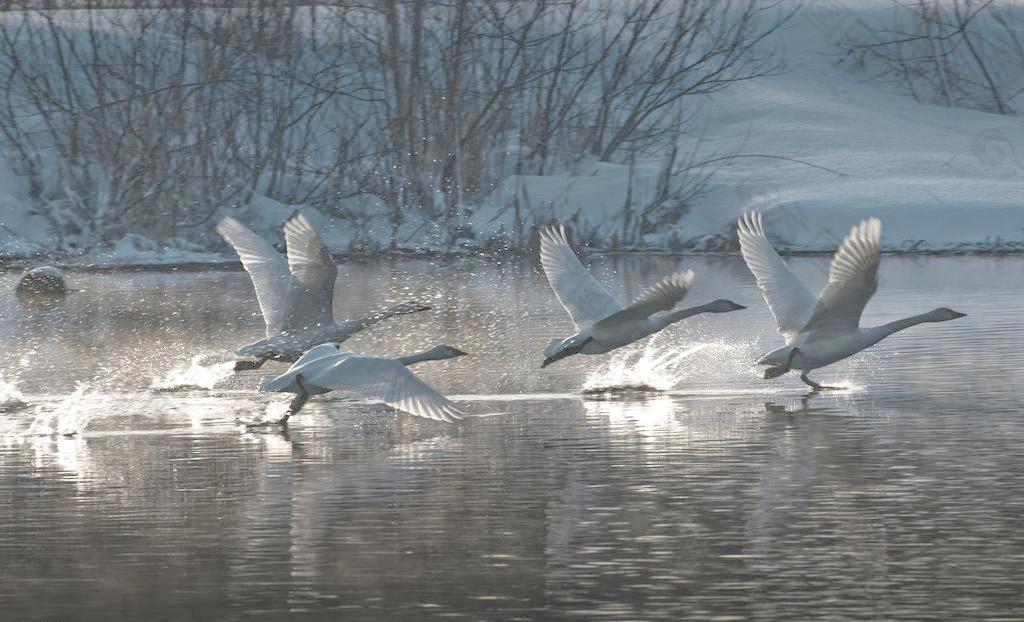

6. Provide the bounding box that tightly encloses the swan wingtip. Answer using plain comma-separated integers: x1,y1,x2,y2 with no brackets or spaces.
284,212,315,235
215,215,247,238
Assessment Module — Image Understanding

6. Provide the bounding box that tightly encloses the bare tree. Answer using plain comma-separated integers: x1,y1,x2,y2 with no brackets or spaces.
841,0,1024,115
0,0,790,252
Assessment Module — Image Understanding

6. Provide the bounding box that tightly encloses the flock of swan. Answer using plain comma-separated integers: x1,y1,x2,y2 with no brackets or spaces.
216,212,965,425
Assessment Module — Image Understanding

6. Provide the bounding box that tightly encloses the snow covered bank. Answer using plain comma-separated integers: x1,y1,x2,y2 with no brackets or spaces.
683,0,1024,252
487,1,1024,253
0,1,1022,262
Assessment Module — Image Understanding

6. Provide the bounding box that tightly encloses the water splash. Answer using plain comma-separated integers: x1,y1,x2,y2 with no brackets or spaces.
262,398,292,422
0,375,28,412
236,397,292,429
151,355,236,391
582,339,754,393
25,383,110,437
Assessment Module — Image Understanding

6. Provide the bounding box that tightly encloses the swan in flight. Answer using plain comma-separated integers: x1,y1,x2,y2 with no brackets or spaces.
217,214,430,370
261,343,468,423
538,225,746,368
738,212,966,390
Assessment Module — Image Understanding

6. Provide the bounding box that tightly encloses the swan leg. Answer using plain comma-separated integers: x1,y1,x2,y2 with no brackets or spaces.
800,373,842,391
800,373,822,390
279,376,310,424
234,358,267,372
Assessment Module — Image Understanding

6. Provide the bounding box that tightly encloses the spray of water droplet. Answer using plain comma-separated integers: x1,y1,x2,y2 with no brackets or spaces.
263,398,292,421
0,375,28,412
582,337,763,393
151,355,236,391
25,383,110,437
236,397,292,429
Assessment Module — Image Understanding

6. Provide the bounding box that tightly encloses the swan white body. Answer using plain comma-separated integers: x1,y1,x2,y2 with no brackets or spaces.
217,214,429,367
538,225,745,367
262,343,468,422
738,212,965,388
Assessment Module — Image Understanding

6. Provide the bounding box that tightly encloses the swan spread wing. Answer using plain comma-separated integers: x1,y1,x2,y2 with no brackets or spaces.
216,217,290,335
290,343,343,368
799,218,881,339
539,225,621,328
261,347,357,393
280,214,338,333
594,271,694,330
307,355,464,422
737,212,818,344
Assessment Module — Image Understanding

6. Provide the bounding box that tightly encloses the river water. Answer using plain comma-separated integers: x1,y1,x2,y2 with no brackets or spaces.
0,255,1021,620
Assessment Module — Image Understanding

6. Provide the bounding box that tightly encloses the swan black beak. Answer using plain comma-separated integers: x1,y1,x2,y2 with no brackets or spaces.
952,310,967,319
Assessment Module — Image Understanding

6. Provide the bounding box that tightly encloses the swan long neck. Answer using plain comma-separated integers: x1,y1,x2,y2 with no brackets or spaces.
397,347,449,366
870,311,940,340
356,307,399,330
357,302,429,330
660,302,717,325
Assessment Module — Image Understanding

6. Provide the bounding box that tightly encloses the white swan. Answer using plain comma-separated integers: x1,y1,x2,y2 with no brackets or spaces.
217,214,430,370
738,212,966,389
538,225,746,368
262,343,468,423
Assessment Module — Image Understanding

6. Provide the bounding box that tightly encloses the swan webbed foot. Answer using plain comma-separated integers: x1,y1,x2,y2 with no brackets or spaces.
243,377,309,429
800,373,842,391
278,396,305,425
234,358,267,372
242,401,300,429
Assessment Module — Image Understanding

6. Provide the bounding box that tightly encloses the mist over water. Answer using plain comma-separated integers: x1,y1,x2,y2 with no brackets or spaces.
0,255,1021,620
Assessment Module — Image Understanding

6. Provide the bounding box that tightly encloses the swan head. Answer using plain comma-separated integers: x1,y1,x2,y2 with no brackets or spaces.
541,336,593,368
428,345,469,359
397,345,467,366
703,299,747,313
927,307,967,322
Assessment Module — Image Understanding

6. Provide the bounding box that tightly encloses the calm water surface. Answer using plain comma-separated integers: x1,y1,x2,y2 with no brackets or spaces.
0,255,1022,620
